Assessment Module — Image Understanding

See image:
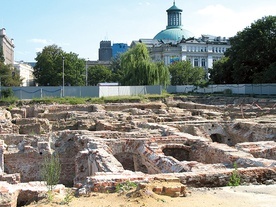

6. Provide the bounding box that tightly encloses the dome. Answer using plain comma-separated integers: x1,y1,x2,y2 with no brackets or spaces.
153,2,194,42
154,28,194,42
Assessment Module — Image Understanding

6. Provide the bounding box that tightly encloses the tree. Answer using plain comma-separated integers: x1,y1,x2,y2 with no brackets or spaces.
0,62,22,86
34,45,85,86
224,15,276,83
120,43,170,86
169,60,206,85
87,65,112,85
110,54,124,84
209,57,233,84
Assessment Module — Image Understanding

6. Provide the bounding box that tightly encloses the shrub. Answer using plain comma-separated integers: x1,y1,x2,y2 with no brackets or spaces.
1,88,14,98
41,153,61,191
115,181,137,193
228,162,241,186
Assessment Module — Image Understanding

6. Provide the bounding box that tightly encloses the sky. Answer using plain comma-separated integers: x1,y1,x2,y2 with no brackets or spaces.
1,0,275,62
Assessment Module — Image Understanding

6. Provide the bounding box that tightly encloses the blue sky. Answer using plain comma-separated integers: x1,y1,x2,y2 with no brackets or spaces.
1,0,275,62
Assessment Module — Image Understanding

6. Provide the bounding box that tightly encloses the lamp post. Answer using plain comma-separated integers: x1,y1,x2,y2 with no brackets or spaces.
62,56,65,97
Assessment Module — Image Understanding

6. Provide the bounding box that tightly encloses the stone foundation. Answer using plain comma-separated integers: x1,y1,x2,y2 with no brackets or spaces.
0,96,275,205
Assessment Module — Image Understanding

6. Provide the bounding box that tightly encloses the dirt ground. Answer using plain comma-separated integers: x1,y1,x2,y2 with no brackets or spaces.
26,184,276,207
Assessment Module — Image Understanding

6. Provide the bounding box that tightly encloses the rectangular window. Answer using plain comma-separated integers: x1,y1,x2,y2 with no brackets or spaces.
194,58,199,67
201,59,206,67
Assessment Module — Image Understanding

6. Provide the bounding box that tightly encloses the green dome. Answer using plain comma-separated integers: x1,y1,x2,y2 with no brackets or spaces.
154,28,194,41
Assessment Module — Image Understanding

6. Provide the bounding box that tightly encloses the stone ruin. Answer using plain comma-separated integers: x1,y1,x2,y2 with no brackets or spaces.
0,96,275,206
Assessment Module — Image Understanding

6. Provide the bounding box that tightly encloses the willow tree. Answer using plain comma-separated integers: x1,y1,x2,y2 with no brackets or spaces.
120,43,170,86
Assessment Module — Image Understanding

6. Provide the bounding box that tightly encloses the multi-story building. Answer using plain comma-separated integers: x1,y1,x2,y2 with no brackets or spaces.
0,28,15,65
112,43,129,58
99,41,112,61
14,61,35,86
132,2,231,69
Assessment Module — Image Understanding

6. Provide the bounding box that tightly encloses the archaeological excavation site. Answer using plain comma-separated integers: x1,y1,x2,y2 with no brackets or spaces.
0,95,276,206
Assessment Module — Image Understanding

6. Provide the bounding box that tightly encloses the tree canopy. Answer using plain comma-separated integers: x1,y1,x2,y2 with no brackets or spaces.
87,65,112,86
169,60,206,86
210,15,276,84
120,43,170,86
34,45,85,86
0,62,22,86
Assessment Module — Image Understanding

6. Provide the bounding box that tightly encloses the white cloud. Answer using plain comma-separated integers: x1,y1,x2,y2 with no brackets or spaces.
197,4,234,16
138,1,150,6
192,3,276,37
29,38,50,44
35,47,43,53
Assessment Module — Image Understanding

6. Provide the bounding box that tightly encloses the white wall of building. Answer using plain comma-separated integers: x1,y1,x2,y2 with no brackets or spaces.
14,62,35,86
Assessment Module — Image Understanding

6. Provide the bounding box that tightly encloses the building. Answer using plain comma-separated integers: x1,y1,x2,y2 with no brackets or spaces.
99,41,112,61
0,28,15,65
132,2,231,69
14,61,35,86
112,43,129,58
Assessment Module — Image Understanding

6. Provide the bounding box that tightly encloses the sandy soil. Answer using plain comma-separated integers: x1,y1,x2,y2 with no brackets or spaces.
26,184,276,207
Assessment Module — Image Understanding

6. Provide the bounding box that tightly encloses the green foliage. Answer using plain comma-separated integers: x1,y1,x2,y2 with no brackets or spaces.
0,62,22,86
120,43,170,86
1,88,14,98
87,65,112,86
209,57,233,84
228,163,241,186
46,190,55,203
41,154,61,191
34,45,85,86
110,54,124,83
60,189,74,205
169,60,206,85
115,181,138,193
212,16,276,84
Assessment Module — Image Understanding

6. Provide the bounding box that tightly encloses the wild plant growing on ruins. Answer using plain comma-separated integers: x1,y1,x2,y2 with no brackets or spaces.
115,181,138,194
60,189,74,205
41,153,61,191
228,162,241,186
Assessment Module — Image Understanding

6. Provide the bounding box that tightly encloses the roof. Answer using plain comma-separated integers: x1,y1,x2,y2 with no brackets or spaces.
166,2,182,12
154,28,194,42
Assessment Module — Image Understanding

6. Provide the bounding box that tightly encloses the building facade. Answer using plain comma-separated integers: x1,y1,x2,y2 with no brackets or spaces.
112,43,129,58
99,41,112,61
132,2,231,69
14,61,35,86
0,28,15,65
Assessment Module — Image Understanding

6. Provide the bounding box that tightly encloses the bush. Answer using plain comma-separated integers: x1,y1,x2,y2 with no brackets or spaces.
228,162,241,186
115,181,137,193
1,88,14,98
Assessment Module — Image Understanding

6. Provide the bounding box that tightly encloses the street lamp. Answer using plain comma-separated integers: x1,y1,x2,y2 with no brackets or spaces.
62,56,65,97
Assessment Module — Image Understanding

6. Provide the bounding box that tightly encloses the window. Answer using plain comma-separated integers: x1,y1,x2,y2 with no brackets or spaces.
194,58,199,67
201,59,206,67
